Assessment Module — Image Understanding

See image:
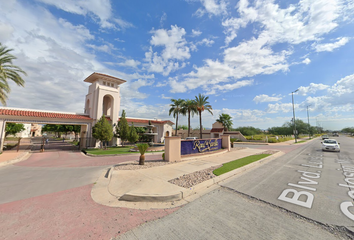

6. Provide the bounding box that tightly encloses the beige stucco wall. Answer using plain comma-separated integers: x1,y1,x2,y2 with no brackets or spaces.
165,136,181,162
212,122,224,128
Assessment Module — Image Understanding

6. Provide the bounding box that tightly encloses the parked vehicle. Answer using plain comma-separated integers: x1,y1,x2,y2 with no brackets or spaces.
321,135,329,140
185,137,197,140
321,139,340,152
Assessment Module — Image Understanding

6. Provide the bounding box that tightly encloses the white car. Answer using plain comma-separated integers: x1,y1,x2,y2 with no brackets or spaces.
185,137,197,140
321,139,340,152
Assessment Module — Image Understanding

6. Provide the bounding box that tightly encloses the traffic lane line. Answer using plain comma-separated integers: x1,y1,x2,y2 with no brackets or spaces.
0,184,179,240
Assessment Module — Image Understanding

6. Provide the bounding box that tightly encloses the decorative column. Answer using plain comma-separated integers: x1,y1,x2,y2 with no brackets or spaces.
0,120,6,152
221,135,231,152
165,136,181,162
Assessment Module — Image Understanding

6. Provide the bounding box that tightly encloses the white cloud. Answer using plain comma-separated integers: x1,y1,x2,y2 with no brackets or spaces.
328,73,354,96
161,94,171,99
197,38,215,47
120,79,155,100
0,22,14,42
253,94,282,104
191,29,202,37
302,58,311,65
160,12,167,27
171,38,290,93
144,25,190,76
223,0,343,46
169,76,188,93
195,0,228,17
114,38,125,42
37,0,133,30
156,81,168,87
117,59,141,68
266,103,294,114
297,83,330,96
205,79,254,95
86,43,116,53
314,37,350,52
180,0,349,95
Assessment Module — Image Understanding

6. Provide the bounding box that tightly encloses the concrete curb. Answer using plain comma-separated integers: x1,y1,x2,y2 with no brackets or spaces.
0,151,32,167
83,151,164,157
120,192,182,202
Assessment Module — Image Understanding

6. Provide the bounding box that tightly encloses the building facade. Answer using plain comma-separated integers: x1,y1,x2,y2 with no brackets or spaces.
0,72,174,151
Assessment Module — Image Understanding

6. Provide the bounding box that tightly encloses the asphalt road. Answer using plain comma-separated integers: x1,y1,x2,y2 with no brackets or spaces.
116,136,354,239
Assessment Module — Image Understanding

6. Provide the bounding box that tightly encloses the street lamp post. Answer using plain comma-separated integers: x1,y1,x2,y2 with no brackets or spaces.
292,89,299,143
307,105,311,139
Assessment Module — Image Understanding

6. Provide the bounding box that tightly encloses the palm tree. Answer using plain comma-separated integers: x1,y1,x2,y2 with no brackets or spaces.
0,43,26,105
195,94,213,139
169,98,185,136
182,99,198,137
216,113,233,131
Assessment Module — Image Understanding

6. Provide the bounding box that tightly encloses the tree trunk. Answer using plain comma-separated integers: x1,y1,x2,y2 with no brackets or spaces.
139,154,145,165
175,114,178,136
188,110,191,137
199,111,202,139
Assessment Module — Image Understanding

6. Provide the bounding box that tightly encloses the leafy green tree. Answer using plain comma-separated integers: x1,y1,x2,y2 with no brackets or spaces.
176,125,188,130
283,119,309,135
128,123,139,143
0,43,27,105
182,99,198,137
169,98,185,136
267,126,292,135
216,113,233,131
195,94,213,139
72,125,81,140
342,127,354,134
92,115,113,149
5,122,25,137
116,110,129,145
234,126,263,136
42,124,64,138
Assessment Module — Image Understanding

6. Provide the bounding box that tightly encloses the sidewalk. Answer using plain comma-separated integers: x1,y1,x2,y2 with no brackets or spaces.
92,148,284,210
0,138,32,167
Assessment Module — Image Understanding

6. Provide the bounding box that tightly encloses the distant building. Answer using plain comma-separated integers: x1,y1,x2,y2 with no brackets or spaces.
175,121,246,141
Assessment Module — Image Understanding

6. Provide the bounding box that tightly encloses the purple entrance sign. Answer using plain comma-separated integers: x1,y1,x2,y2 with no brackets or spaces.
181,138,222,155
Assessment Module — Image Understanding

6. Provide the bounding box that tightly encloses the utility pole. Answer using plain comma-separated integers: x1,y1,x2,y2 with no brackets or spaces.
292,89,299,143
307,105,311,139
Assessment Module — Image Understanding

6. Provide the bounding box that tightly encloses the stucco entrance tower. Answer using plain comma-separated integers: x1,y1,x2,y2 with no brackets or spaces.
84,73,126,126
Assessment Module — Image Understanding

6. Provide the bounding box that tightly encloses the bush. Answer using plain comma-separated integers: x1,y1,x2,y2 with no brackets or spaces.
136,143,149,155
230,138,237,143
267,138,278,143
162,153,165,160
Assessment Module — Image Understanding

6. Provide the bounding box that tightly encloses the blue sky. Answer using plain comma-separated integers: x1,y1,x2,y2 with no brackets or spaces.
0,0,354,130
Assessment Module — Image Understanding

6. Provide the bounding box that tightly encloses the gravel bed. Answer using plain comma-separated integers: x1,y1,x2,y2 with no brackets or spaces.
114,160,174,170
168,165,222,188
114,150,278,188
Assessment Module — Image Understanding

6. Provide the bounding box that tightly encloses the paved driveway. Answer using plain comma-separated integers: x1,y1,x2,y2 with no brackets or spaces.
0,147,175,240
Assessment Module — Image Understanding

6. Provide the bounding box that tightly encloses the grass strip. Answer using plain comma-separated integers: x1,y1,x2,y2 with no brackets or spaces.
84,146,134,155
213,154,271,176
84,146,164,155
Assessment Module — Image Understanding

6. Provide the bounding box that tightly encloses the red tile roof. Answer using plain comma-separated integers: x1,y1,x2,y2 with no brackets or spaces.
0,109,92,120
119,118,174,125
211,128,224,133
84,72,126,84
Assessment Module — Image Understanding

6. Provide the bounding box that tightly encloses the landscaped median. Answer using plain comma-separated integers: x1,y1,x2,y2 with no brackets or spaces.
213,153,271,176
82,146,164,156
